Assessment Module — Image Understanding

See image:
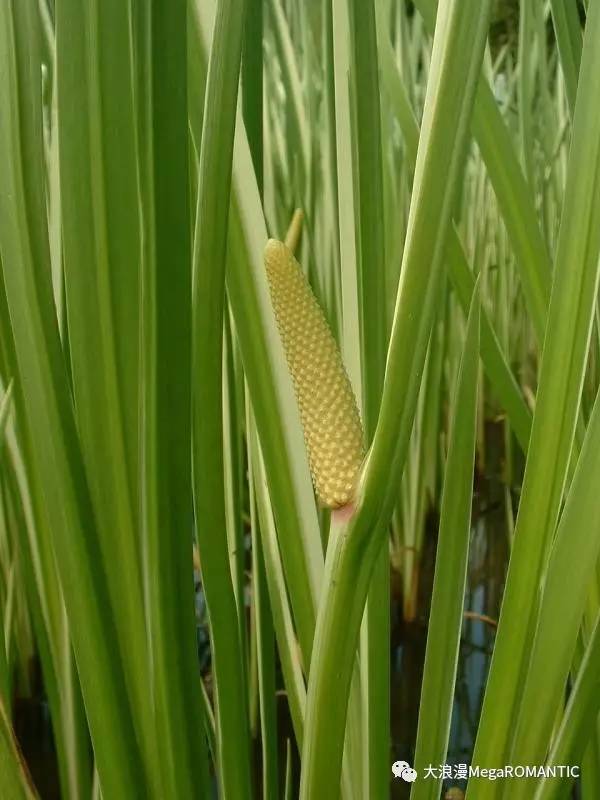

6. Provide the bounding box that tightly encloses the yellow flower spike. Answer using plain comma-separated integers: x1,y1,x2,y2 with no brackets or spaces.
264,237,365,509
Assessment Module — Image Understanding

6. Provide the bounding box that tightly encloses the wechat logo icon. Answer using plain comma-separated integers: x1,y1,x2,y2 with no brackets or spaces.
392,761,418,782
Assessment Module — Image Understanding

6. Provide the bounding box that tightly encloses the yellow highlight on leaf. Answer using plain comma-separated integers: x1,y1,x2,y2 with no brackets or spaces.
264,238,364,508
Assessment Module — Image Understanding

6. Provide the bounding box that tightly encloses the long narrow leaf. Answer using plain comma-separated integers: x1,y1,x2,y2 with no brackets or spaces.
468,3,600,792
191,0,253,796
138,0,210,795
299,2,492,794
411,284,480,800
534,611,600,800
0,2,146,794
506,386,600,796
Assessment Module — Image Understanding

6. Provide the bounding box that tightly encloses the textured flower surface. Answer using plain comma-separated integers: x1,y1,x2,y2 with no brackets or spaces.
264,238,364,508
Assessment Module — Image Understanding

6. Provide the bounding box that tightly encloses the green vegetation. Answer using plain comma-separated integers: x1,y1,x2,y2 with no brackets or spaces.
0,0,599,798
